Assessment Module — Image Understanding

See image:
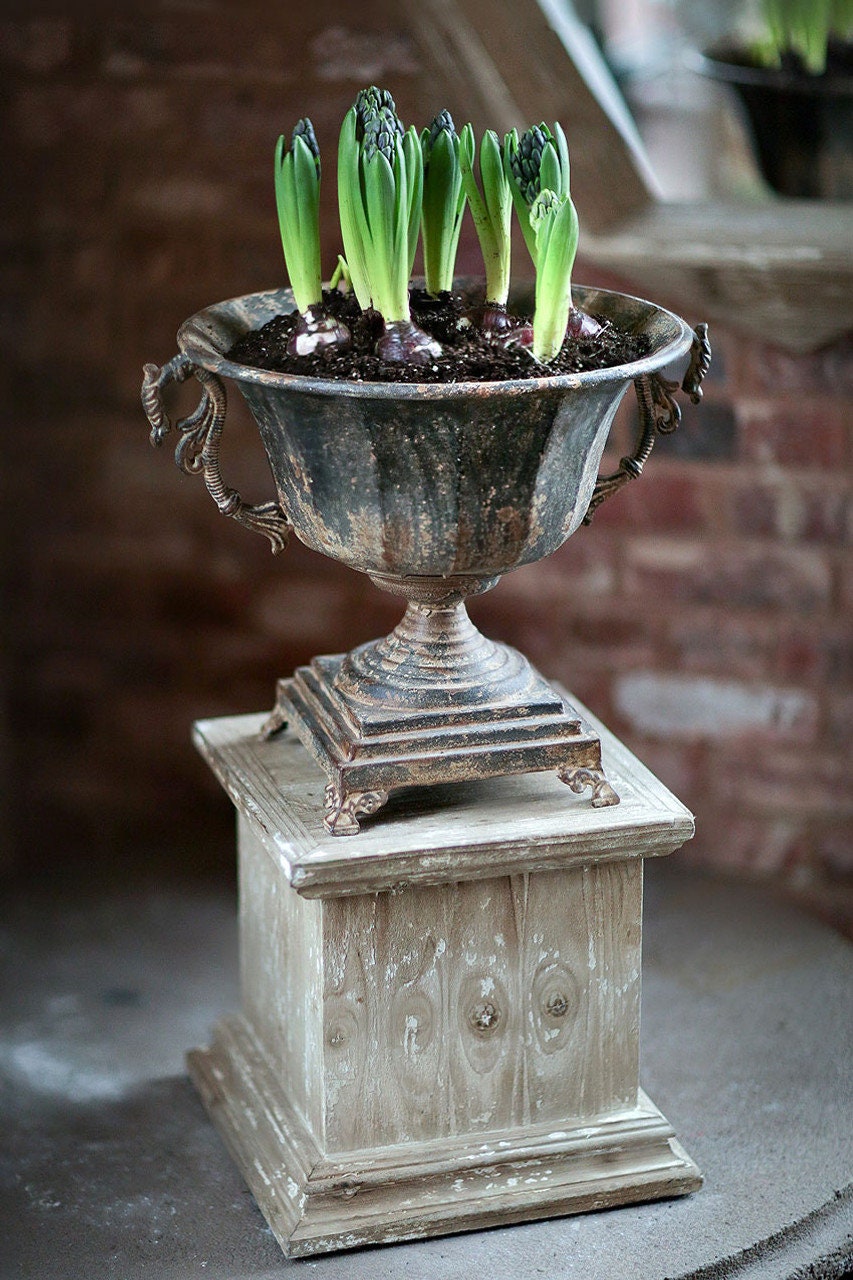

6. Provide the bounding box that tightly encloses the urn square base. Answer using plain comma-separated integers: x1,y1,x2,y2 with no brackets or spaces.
267,652,618,834
189,693,701,1257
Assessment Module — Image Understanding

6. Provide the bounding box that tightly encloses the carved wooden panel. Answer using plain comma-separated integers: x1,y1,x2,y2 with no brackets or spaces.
321,861,641,1152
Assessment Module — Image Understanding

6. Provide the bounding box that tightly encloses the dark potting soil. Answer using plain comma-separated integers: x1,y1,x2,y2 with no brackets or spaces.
227,288,651,384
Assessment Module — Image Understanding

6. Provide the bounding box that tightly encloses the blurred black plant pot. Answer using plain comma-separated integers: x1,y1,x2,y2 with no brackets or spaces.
696,44,853,199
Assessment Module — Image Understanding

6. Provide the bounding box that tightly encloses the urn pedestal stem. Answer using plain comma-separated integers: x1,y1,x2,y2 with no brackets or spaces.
263,590,620,835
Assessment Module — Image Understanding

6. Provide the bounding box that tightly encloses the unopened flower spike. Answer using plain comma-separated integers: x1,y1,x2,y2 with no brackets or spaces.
420,111,466,297
505,121,601,346
503,121,570,265
338,86,441,364
274,118,351,357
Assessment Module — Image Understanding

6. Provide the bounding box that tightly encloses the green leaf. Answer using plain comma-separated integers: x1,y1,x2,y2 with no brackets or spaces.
392,135,412,318
364,147,404,318
553,121,570,192
538,144,561,199
338,95,417,322
421,126,464,294
480,129,509,229
479,130,511,305
532,192,579,362
274,132,322,313
458,124,485,224
402,126,423,279
338,107,373,310
459,126,511,307
329,255,351,291
292,135,321,289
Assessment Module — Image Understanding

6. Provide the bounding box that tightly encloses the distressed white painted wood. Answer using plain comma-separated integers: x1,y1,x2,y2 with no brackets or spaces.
192,694,694,898
188,690,701,1256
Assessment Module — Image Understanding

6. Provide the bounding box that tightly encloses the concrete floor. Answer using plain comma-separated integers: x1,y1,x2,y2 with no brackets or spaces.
1,862,851,1279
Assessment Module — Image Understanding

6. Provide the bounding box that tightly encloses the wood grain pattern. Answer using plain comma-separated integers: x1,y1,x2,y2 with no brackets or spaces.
193,687,694,898
238,815,323,1137
320,862,641,1152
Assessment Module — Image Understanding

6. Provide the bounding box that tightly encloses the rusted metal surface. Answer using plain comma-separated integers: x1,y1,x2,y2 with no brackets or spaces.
267,593,615,834
142,280,709,833
142,355,291,554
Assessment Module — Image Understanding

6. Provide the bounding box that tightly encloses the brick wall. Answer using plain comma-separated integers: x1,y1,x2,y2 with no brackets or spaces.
473,328,852,932
2,5,850,930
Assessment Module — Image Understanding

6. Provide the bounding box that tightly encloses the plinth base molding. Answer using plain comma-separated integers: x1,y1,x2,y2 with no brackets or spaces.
188,1015,702,1258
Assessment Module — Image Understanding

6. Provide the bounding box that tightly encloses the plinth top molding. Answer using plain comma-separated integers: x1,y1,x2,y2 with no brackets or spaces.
193,692,693,898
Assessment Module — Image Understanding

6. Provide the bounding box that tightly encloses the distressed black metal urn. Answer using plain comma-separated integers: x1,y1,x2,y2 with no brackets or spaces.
143,280,709,833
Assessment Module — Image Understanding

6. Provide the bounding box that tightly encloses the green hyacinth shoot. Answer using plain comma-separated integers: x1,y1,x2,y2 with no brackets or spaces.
272,89,592,367
529,189,579,363
754,0,852,74
458,126,512,308
421,111,467,296
338,87,423,322
503,121,570,265
274,118,323,315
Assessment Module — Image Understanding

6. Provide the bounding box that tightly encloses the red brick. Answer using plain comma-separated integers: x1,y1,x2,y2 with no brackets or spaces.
736,399,848,470
689,813,811,876
774,623,852,685
736,335,853,396
485,535,620,604
488,605,660,692
0,18,75,74
668,611,778,681
2,3,850,924
825,691,853,751
729,476,851,544
653,400,738,462
838,559,853,617
623,538,833,613
250,577,388,654
617,738,707,807
709,745,853,817
613,671,818,742
813,823,853,879
590,465,707,533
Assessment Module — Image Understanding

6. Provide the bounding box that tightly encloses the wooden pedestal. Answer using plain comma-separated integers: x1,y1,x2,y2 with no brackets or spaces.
189,695,701,1257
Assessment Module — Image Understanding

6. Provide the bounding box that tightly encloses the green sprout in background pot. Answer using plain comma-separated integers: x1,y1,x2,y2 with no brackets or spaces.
274,119,351,356
458,125,527,339
338,87,441,364
421,111,466,297
505,120,602,344
753,0,852,73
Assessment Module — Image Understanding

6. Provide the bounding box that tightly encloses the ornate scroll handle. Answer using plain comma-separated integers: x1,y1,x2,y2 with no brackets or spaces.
141,354,291,554
583,323,712,525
